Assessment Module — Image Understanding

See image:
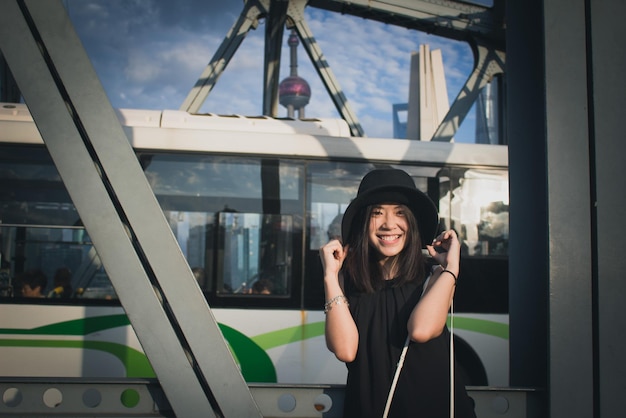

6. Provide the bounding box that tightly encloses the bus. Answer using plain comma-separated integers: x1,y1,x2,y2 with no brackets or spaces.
0,102,509,388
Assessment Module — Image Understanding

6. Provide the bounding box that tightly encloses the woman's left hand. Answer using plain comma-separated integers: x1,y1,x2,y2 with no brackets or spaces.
426,229,461,270
410,230,461,342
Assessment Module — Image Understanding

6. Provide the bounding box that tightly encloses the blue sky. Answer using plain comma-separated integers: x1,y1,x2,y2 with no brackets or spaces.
65,0,478,142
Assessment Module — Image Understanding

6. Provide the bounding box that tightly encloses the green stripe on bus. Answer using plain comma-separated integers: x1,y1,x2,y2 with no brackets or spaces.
0,314,507,383
0,316,277,382
252,317,508,351
446,317,509,339
252,322,325,350
0,339,155,377
218,324,277,383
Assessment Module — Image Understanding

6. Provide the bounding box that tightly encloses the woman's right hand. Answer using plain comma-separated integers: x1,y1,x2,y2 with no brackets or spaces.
320,239,358,363
319,239,348,277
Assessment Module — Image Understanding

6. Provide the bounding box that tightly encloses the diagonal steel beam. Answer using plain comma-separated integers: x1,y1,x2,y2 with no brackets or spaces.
182,0,365,135
263,0,289,117
308,0,505,49
181,0,267,113
432,42,505,142
0,1,262,416
287,0,365,136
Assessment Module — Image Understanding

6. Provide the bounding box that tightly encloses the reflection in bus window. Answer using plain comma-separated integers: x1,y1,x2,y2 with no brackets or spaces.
141,154,301,208
440,169,509,256
217,212,292,297
164,210,214,290
140,153,303,301
0,146,78,226
0,269,11,297
76,269,117,300
307,162,442,250
0,226,116,300
308,162,372,249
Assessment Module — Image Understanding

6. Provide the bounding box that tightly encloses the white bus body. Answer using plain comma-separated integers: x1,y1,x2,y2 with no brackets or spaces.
0,103,509,387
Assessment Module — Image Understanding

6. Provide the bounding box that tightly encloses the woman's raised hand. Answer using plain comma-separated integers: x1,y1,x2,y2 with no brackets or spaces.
427,229,460,270
319,239,348,277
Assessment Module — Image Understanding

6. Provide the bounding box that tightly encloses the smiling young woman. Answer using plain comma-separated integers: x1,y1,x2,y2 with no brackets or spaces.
320,168,476,418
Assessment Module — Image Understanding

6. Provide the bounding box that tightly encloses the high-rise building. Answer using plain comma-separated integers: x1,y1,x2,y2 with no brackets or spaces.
393,45,450,140
475,81,500,144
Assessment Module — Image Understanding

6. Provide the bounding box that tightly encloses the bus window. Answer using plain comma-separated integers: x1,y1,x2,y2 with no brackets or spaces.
441,168,509,256
307,162,442,251
216,212,292,297
0,269,11,297
1,147,305,306
77,268,117,300
163,210,214,290
0,225,117,300
307,162,373,250
139,153,302,213
304,162,371,309
0,146,78,226
140,152,304,307
439,167,509,314
303,162,441,309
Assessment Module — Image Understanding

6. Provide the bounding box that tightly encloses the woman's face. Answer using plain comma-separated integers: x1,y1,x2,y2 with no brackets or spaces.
368,204,409,259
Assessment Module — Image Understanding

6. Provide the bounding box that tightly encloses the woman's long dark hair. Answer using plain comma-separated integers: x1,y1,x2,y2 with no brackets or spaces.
342,204,428,293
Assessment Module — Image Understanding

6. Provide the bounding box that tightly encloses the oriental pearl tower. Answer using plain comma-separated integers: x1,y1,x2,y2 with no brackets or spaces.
279,30,311,119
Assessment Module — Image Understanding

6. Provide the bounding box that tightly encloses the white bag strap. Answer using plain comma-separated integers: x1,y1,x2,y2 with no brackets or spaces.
382,334,411,418
450,296,455,418
382,272,455,418
382,275,430,418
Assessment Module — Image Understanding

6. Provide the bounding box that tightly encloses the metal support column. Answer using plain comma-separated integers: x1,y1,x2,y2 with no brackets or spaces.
542,0,594,416
262,0,289,117
589,1,626,416
0,1,261,417
505,0,626,417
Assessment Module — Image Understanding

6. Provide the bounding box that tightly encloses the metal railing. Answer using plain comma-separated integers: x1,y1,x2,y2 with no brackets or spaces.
0,378,539,417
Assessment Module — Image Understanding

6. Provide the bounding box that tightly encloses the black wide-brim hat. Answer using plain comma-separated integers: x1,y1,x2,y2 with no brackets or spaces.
341,168,439,246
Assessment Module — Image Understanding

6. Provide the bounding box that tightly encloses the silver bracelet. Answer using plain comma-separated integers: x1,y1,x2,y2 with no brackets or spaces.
324,295,349,314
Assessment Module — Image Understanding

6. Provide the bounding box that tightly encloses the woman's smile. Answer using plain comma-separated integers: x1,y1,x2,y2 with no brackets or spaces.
377,234,402,243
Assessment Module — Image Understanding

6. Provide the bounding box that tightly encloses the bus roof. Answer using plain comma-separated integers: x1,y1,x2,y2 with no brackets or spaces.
0,102,508,168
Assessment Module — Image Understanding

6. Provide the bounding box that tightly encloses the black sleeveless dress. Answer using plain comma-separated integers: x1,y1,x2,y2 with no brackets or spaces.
342,276,476,418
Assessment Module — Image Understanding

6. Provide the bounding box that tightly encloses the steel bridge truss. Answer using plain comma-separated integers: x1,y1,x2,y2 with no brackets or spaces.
0,1,516,417
181,0,505,140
